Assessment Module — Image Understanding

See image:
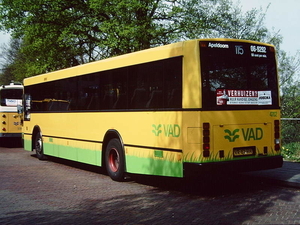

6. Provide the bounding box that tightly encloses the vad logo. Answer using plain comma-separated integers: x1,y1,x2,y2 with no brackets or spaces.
152,124,181,137
224,127,264,142
242,128,263,141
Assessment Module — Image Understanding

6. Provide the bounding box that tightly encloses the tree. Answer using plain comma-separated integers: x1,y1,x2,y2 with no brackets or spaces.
277,47,300,120
0,38,22,84
1,0,279,79
181,0,283,48
278,50,300,144
0,0,187,79
0,64,15,84
0,0,296,82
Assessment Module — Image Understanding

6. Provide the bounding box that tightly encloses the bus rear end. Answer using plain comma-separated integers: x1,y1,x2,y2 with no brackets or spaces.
0,83,23,142
184,40,282,175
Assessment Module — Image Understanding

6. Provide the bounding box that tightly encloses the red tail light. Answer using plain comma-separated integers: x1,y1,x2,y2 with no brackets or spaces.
203,122,210,157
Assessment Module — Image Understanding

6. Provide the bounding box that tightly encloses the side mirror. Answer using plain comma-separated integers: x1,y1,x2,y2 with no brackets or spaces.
17,104,23,114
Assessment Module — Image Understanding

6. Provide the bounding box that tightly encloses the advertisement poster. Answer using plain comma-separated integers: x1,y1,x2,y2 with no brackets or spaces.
216,89,272,106
5,99,22,107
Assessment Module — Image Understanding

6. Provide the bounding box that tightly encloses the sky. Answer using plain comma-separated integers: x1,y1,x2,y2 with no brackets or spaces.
234,0,300,56
0,0,299,56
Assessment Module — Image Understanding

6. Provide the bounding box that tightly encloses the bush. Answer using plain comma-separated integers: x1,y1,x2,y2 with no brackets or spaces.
281,142,300,162
281,120,300,144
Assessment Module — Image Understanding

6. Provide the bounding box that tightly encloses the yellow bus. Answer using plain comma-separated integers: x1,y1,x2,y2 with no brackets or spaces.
0,82,23,143
22,39,283,181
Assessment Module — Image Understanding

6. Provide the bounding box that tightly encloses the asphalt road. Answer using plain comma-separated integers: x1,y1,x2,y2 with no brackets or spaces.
1,146,300,225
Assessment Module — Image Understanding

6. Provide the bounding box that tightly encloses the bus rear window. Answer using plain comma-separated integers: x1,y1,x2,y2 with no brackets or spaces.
0,89,23,106
200,41,279,110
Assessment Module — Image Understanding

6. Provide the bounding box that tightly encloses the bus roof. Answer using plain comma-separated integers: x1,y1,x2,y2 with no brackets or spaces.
24,40,185,86
0,83,23,90
23,38,274,86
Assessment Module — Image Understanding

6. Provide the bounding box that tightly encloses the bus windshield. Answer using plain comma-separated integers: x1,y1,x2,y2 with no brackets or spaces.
200,41,279,110
0,89,23,106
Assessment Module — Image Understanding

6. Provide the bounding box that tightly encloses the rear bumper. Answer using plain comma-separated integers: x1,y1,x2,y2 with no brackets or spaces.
184,155,283,177
0,133,22,138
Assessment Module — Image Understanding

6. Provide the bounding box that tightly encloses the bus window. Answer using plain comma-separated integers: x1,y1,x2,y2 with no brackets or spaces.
200,41,279,110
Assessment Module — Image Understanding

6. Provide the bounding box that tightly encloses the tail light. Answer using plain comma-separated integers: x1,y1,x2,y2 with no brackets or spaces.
203,122,210,157
274,120,280,151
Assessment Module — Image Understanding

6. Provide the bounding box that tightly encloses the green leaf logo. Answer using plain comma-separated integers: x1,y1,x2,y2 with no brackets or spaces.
152,124,162,136
224,129,240,142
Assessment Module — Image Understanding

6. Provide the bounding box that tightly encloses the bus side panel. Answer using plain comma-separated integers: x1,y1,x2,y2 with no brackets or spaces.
23,111,184,176
24,131,102,166
43,137,102,166
23,134,32,151
125,147,183,177
119,111,183,177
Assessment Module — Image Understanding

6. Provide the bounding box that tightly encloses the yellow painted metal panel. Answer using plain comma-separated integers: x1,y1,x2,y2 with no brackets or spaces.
182,40,201,108
24,111,183,149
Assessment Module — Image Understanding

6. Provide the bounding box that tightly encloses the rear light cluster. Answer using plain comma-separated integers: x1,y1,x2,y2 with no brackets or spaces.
203,122,210,157
274,120,280,151
1,114,7,132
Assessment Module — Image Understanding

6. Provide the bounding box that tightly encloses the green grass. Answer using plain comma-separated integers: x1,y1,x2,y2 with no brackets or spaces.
281,142,300,162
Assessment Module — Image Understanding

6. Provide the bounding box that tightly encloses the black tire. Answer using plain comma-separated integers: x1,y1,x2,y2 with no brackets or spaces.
105,138,125,181
34,132,47,160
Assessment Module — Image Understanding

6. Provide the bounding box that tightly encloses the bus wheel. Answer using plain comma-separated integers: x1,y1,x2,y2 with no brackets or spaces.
34,132,47,160
105,138,125,181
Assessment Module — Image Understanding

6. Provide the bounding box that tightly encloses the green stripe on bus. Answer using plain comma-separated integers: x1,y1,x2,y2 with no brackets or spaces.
43,142,102,166
125,155,183,177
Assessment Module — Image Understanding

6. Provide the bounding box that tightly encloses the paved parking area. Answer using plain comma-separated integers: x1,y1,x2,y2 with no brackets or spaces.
245,161,300,188
1,147,300,224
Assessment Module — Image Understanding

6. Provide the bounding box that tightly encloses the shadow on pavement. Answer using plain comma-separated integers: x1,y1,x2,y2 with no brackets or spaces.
1,148,299,225
33,153,288,197
0,176,297,224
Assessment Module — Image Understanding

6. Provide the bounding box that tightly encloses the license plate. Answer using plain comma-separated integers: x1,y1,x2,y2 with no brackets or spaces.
233,147,255,157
